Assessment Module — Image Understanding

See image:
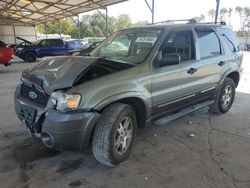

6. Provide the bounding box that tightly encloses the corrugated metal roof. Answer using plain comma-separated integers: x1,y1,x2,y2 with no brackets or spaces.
0,0,127,25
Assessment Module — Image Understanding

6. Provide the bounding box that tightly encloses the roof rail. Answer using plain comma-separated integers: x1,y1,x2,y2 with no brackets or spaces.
148,19,198,25
148,19,226,26
201,21,226,25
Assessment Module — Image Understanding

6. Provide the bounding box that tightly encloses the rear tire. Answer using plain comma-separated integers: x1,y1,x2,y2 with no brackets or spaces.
210,78,236,114
25,52,36,62
92,103,137,166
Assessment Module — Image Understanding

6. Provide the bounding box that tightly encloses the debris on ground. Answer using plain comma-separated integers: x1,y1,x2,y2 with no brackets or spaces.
154,133,157,137
187,120,192,125
188,133,196,138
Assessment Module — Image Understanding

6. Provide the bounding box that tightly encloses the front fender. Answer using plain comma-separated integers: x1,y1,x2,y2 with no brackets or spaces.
76,81,151,118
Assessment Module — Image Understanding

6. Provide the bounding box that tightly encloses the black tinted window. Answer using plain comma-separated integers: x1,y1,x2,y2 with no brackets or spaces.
196,30,221,58
46,39,63,46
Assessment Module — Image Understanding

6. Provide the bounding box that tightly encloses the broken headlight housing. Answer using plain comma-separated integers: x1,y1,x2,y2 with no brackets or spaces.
49,92,81,112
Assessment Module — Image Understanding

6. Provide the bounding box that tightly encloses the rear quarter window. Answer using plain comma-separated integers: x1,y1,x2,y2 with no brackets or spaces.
218,28,240,52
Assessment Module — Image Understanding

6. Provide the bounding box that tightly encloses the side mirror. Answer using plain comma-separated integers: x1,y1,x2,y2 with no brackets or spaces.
159,53,181,67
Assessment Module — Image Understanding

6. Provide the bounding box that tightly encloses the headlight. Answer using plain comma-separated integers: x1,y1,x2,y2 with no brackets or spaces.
50,92,81,111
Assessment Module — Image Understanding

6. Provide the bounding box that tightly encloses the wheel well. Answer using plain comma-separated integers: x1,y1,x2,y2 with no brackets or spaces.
227,72,240,87
110,97,147,128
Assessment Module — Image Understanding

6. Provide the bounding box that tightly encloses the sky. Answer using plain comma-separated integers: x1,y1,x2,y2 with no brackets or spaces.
83,0,250,31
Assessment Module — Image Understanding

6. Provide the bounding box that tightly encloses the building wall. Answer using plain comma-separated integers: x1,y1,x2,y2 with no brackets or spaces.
0,25,37,45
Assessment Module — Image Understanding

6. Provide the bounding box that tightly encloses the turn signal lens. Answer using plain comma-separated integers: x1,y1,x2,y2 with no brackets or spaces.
66,94,81,108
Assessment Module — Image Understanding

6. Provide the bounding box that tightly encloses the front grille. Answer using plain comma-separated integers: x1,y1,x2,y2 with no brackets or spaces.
20,84,49,108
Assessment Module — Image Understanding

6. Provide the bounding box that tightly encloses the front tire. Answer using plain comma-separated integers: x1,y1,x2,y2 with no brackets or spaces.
25,52,37,62
92,103,137,166
210,78,236,114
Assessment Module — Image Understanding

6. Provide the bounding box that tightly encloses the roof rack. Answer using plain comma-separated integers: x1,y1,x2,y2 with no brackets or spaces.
148,19,226,25
148,19,197,25
201,21,226,25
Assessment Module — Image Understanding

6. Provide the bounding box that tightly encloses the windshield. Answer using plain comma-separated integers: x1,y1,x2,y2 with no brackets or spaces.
80,43,93,50
34,40,42,45
90,28,162,64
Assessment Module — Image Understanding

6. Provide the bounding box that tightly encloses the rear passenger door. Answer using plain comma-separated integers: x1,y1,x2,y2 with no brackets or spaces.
47,39,65,55
191,27,229,93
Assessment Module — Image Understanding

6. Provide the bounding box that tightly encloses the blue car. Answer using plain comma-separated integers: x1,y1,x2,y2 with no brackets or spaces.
15,38,77,62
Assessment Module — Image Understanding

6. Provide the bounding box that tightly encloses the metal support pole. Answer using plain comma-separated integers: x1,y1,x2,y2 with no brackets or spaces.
13,25,17,45
215,0,220,23
105,7,108,38
78,14,80,39
58,20,61,39
152,0,154,24
144,0,155,24
45,23,48,39
96,7,109,37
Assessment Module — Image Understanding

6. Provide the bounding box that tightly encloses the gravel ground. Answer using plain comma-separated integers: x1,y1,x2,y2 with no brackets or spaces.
0,52,250,188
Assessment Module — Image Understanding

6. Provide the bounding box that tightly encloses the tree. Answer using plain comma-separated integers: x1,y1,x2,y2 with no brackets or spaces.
243,7,250,30
37,13,133,38
208,9,216,22
219,8,228,22
114,14,132,30
200,14,205,22
235,6,243,30
228,8,233,25
132,20,149,27
36,18,77,37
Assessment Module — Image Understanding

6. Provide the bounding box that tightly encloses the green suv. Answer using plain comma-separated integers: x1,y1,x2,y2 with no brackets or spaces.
14,20,243,166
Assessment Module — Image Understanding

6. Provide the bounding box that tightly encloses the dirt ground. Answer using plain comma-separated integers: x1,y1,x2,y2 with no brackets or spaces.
0,52,250,188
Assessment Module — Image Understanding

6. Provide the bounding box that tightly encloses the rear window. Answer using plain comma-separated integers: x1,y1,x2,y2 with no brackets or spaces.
218,28,240,52
196,30,221,59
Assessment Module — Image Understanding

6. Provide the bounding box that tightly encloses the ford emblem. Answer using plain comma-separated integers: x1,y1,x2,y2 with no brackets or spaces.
28,91,37,99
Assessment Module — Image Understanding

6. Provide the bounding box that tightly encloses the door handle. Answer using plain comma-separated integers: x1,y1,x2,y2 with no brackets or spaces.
218,61,225,66
187,68,198,75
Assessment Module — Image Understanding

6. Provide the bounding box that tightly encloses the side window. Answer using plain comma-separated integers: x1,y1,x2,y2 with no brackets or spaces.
45,39,62,47
50,39,63,46
45,40,53,46
196,30,221,59
162,31,195,62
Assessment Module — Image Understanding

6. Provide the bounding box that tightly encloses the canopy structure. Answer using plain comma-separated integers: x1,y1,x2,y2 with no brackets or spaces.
0,0,127,25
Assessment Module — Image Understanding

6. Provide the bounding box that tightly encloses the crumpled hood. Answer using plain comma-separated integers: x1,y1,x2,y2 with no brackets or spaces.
21,56,133,94
22,56,98,93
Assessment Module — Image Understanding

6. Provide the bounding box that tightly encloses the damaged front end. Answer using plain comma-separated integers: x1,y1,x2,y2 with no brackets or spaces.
14,56,133,150
14,57,99,150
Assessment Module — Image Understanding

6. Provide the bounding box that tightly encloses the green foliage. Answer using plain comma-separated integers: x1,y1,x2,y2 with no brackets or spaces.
37,18,77,38
36,13,145,38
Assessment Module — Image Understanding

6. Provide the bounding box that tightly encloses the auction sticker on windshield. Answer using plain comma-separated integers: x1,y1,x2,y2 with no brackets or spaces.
135,37,157,44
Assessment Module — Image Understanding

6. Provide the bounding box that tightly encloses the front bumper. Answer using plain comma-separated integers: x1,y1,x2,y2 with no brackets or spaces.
14,85,100,151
